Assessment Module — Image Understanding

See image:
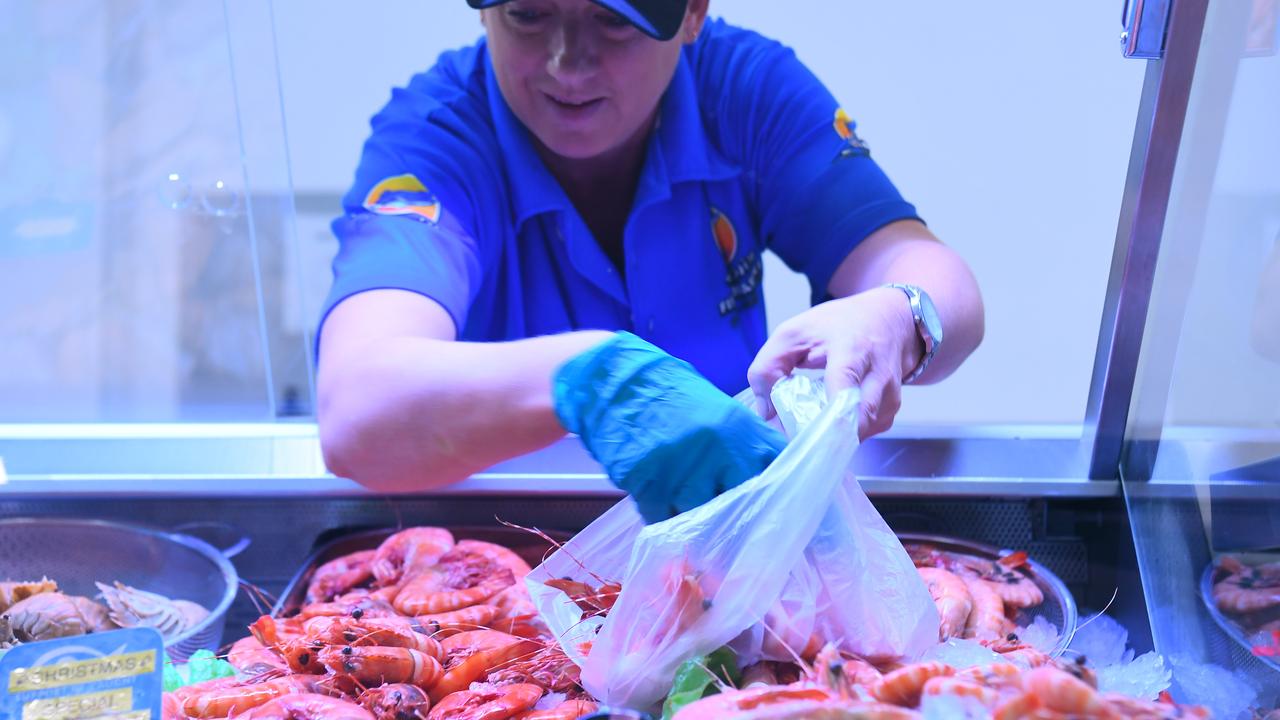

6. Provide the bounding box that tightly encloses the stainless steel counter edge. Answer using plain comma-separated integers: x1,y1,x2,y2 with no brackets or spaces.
0,473,1119,498
3,422,1268,499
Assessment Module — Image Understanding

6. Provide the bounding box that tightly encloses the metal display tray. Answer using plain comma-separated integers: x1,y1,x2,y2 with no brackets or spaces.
1200,557,1280,675
273,527,1079,653
898,532,1080,656
272,525,572,618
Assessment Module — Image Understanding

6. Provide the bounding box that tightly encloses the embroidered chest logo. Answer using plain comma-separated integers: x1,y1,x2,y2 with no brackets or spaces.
362,174,441,224
833,108,871,157
711,207,762,317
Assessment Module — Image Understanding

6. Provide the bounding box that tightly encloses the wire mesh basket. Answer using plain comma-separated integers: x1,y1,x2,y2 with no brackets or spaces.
0,517,242,663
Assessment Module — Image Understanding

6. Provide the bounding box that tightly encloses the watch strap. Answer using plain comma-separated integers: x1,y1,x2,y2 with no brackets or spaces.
886,283,939,384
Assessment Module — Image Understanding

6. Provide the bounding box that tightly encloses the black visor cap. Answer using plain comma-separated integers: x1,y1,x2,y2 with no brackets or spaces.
466,0,689,42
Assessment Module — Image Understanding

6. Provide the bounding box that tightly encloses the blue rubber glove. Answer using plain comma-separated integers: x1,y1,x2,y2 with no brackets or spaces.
553,332,787,523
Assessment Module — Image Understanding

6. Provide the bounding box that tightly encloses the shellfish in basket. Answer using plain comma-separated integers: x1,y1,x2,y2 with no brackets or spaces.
0,578,58,613
4,591,115,642
0,614,16,650
96,581,209,641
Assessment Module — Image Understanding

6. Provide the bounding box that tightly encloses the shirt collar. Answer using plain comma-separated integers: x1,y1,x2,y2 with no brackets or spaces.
655,48,740,186
484,42,741,228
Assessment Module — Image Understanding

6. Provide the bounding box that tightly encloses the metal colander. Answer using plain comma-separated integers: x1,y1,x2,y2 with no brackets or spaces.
0,517,241,663
898,532,1079,655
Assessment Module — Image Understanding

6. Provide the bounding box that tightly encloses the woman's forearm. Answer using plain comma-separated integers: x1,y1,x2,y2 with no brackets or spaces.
827,221,985,385
872,239,985,384
318,330,613,492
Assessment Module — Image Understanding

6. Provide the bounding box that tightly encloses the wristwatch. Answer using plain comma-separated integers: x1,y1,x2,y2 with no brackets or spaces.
885,284,943,384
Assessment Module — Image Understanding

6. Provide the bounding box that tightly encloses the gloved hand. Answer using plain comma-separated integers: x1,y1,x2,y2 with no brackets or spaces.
553,332,787,524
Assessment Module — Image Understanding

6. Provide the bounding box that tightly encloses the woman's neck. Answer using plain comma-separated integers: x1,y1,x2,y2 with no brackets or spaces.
533,111,659,274
534,110,657,213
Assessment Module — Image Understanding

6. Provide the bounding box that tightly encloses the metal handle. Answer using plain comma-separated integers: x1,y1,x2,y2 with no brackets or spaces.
170,521,251,559
1122,0,1174,59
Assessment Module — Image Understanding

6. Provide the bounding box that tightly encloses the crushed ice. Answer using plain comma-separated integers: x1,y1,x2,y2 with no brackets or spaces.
1017,615,1060,653
920,638,1008,669
1168,654,1259,720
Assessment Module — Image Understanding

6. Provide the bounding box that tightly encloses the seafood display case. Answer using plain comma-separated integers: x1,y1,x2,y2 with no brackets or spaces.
2,0,1279,716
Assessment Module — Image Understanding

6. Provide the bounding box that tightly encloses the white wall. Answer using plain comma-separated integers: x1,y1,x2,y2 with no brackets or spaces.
272,1,1148,426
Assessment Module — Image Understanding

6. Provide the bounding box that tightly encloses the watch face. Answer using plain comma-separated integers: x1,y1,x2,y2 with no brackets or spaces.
919,291,943,345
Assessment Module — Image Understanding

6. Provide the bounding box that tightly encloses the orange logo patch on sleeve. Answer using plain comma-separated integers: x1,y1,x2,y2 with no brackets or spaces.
362,174,442,223
833,108,870,155
833,108,854,140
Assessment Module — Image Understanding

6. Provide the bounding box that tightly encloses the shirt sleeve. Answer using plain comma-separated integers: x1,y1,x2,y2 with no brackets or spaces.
693,21,923,304
319,56,494,344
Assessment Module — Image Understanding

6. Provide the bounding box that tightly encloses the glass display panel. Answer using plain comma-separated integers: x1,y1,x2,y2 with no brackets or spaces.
0,1,309,422
1123,1,1280,711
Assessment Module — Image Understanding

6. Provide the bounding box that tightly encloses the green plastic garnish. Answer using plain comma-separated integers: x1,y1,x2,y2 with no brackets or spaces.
661,647,740,720
163,649,236,692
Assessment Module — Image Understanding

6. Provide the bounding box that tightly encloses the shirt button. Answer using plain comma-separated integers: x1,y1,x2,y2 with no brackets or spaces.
648,319,655,332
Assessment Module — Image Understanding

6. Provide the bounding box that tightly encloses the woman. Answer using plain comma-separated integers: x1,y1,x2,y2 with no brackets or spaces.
317,0,984,522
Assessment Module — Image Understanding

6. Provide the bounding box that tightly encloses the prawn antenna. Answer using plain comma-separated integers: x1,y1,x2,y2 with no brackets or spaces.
760,622,809,671
495,517,618,587
1067,586,1119,644
239,579,279,616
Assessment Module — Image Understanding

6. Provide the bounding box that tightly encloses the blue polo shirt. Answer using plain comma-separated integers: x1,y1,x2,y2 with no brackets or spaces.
323,18,921,394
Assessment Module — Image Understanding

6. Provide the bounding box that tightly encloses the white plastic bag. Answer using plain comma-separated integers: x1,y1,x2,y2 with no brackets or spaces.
527,376,939,708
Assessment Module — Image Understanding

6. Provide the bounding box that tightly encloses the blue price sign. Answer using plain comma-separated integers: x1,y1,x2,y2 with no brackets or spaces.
0,627,164,719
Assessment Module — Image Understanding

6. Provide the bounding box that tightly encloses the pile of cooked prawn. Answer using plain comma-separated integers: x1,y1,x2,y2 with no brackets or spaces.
164,527,595,720
1212,554,1280,640
160,526,1214,719
668,545,1210,718
671,645,1210,719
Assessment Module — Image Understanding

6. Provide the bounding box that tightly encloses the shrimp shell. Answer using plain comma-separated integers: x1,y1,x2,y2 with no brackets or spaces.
426,682,543,720
234,692,376,720
958,574,1007,641
372,528,456,587
916,567,972,640
227,635,289,675
1021,666,1120,719
95,581,207,640
1213,572,1280,614
452,540,534,580
6,592,93,642
430,630,542,703
669,685,842,720
359,683,433,720
181,673,328,719
299,590,400,621
303,615,443,658
71,595,119,632
415,605,500,638
319,645,444,688
490,583,538,620
307,549,377,604
871,662,954,707
0,615,16,649
921,676,998,706
0,578,58,613
486,644,582,693
396,570,514,616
